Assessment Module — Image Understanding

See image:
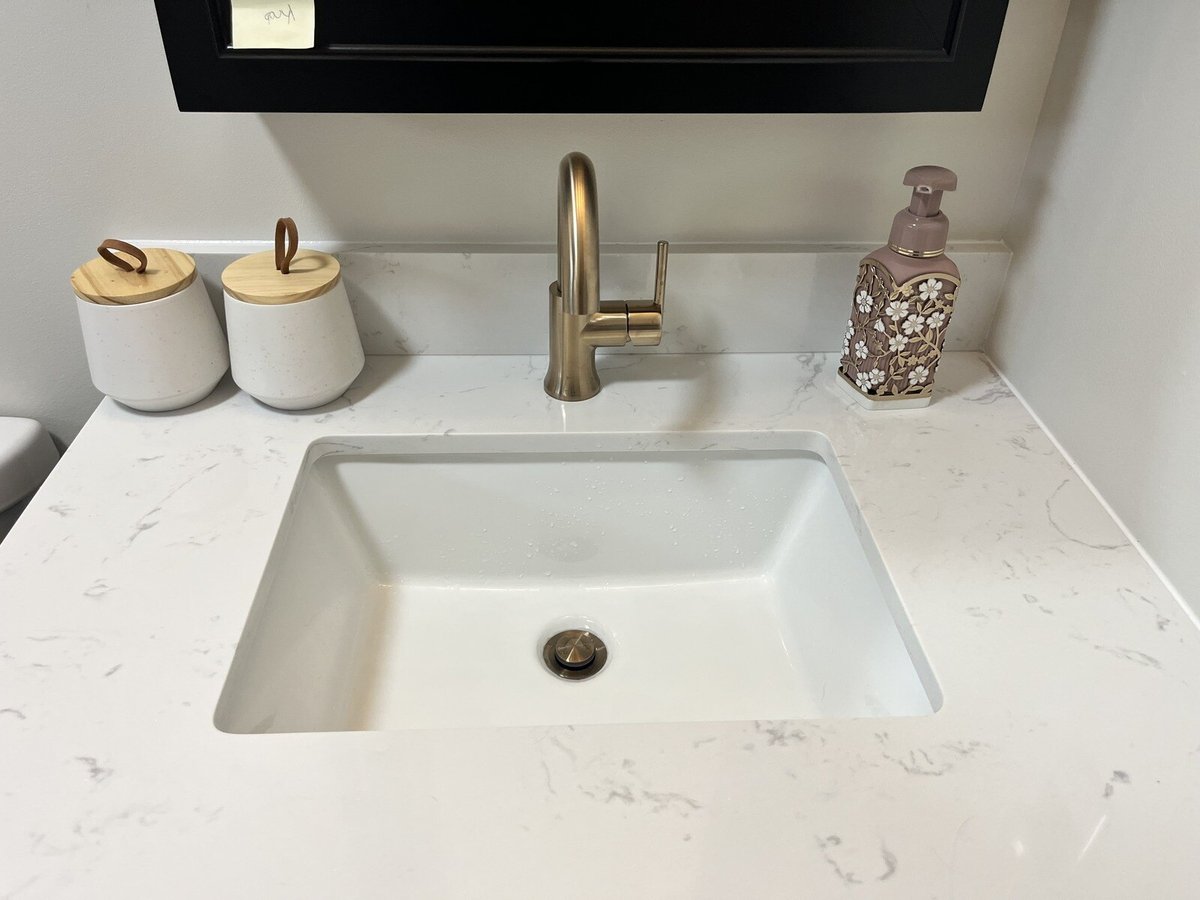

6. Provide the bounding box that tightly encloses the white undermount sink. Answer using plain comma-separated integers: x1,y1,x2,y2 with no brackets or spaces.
215,433,940,733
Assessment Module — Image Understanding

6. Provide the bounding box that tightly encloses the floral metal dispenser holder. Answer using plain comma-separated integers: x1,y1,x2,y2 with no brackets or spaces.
838,166,960,409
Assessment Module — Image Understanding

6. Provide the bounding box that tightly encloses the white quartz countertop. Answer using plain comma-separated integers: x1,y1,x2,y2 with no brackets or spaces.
2,352,1197,899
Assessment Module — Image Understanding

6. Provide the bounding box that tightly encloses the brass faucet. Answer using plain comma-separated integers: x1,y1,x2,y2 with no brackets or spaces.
543,152,669,401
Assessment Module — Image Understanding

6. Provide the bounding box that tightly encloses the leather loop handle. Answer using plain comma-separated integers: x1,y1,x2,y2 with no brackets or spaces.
97,239,148,274
274,217,298,275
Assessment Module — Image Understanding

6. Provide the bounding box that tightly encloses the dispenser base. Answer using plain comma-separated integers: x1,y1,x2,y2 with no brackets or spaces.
835,370,932,410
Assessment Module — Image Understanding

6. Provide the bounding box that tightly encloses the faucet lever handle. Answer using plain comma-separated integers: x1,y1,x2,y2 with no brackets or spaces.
627,240,669,346
651,240,668,312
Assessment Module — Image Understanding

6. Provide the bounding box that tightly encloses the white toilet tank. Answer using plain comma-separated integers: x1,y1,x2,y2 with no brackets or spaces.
0,419,59,537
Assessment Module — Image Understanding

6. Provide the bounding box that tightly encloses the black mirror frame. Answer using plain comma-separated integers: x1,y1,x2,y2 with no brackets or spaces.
154,0,1009,113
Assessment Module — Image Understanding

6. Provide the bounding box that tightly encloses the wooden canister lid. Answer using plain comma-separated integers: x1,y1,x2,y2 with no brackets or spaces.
71,241,197,305
221,248,341,305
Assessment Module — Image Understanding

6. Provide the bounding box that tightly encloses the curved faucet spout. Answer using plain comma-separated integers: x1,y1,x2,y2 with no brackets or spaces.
544,151,670,402
557,152,600,317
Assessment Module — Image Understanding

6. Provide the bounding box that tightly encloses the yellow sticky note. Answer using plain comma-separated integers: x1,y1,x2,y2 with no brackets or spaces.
231,1,316,50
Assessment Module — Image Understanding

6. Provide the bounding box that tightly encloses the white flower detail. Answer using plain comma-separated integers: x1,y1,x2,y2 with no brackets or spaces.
908,365,931,385
919,279,943,301
855,290,873,313
902,314,926,335
926,310,947,328
854,340,868,360
842,338,850,355
884,299,910,321
873,319,886,333
868,368,885,385
888,334,909,352
855,372,873,390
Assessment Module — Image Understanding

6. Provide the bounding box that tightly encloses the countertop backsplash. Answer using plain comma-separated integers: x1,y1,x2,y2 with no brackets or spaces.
175,241,1011,356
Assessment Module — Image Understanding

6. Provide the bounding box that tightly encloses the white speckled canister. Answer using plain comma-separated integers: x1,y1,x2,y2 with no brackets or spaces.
221,225,363,411
71,244,229,412
223,280,364,411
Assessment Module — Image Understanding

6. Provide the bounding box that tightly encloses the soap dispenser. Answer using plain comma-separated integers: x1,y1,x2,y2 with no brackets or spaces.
838,166,960,409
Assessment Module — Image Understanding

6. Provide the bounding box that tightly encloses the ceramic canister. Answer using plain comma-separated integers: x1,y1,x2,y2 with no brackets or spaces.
221,220,364,411
71,241,229,412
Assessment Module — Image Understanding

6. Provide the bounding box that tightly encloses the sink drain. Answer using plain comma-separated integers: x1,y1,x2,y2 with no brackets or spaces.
543,629,608,680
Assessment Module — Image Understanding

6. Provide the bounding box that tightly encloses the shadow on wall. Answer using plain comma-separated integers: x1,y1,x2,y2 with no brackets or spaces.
256,114,906,244
260,115,645,243
992,0,1099,265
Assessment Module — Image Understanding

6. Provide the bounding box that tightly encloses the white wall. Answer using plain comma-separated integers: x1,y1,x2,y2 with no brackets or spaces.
0,0,1068,443
989,0,1200,604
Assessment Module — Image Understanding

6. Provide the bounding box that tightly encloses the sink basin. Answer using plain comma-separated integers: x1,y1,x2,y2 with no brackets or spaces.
215,434,939,733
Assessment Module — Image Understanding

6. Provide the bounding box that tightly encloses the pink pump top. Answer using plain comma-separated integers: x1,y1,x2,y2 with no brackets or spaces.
887,166,958,259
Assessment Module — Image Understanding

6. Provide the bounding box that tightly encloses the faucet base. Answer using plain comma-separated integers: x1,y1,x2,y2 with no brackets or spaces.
544,282,603,402
544,361,601,403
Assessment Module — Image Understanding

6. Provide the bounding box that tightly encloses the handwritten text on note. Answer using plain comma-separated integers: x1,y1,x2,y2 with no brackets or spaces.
231,1,315,50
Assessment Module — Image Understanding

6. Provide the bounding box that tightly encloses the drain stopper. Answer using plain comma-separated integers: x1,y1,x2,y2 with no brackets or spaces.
543,629,608,680
555,630,596,669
